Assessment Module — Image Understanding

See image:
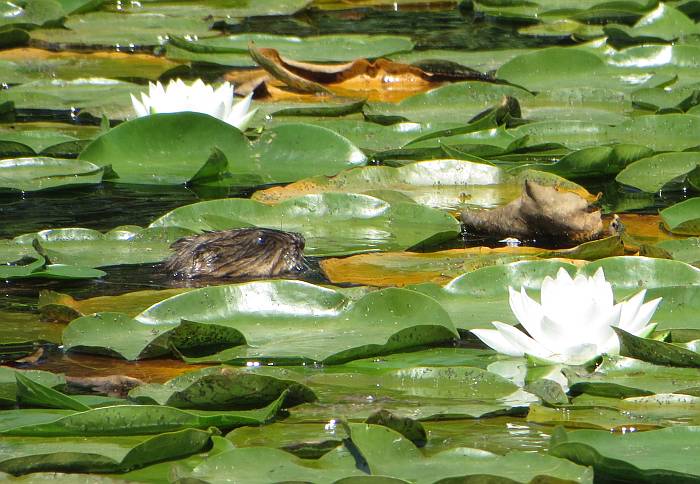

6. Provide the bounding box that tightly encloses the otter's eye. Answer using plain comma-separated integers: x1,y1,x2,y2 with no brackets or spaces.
256,236,266,246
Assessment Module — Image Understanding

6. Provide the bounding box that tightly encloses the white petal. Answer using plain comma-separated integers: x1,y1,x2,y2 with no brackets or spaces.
471,328,524,357
621,296,662,334
226,93,254,128
230,108,256,131
618,290,646,326
556,343,601,365
130,93,148,117
491,322,553,360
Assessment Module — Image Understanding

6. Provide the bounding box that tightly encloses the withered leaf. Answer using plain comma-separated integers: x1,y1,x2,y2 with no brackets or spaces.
460,180,604,244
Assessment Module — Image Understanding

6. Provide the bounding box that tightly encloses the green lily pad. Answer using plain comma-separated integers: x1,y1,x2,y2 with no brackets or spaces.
252,159,591,211
225,422,343,458
0,367,65,408
472,0,653,23
0,78,143,119
117,0,311,18
344,422,593,483
178,445,365,482
0,226,189,268
604,4,700,45
0,0,65,29
659,198,700,235
616,153,700,193
287,364,534,421
30,11,213,48
0,392,285,436
149,193,461,256
38,287,191,321
0,255,105,280
128,365,316,409
80,114,367,186
655,237,700,265
364,81,533,125
566,355,700,398
168,33,414,63
0,428,212,475
0,157,102,193
183,422,592,483
519,19,604,39
15,373,90,412
550,425,700,482
520,87,631,124
63,281,459,364
498,48,614,92
63,314,245,360
524,144,652,179
78,112,250,185
632,83,700,112
408,260,577,330
616,327,700,367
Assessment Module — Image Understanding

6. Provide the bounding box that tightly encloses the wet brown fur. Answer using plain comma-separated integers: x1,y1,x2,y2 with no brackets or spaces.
164,228,306,280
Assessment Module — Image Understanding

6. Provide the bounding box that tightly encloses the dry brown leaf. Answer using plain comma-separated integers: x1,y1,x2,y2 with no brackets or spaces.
247,43,491,97
460,180,604,243
65,374,144,398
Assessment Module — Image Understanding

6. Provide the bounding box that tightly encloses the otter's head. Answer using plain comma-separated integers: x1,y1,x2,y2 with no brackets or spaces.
165,227,306,280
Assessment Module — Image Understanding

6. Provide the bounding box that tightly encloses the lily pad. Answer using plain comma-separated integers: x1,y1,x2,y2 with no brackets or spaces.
0,78,144,119
364,81,533,125
128,366,316,409
0,393,285,436
0,157,102,193
655,237,700,265
344,423,593,483
79,114,367,186
286,364,534,421
149,193,461,256
566,355,700,398
30,11,212,48
550,425,700,482
182,422,592,483
63,281,459,364
252,159,592,211
0,226,188,268
616,327,700,367
604,4,700,45
0,428,212,475
0,255,105,280
616,153,700,193
0,367,65,408
38,288,191,322
168,33,414,63
659,198,700,235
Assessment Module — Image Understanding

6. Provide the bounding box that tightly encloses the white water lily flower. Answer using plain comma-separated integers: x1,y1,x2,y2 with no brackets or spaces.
471,268,662,365
130,79,256,130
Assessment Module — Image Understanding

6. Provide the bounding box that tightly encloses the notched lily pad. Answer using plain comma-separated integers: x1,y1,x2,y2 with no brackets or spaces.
0,157,103,193
550,425,700,483
128,365,316,409
615,327,700,368
660,198,700,236
63,281,459,365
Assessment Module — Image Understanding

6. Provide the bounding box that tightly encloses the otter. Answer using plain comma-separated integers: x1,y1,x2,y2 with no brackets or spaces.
164,227,306,280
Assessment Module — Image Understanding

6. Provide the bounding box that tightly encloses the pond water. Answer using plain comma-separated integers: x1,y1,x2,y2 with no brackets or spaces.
1,0,700,482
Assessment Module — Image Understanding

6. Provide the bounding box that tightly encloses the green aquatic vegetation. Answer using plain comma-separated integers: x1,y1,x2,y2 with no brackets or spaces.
5,0,700,481
80,114,367,185
63,282,459,363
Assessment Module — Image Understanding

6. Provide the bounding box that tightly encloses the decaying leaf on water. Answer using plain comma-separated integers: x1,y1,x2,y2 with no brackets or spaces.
66,374,144,398
246,43,494,94
460,180,604,244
